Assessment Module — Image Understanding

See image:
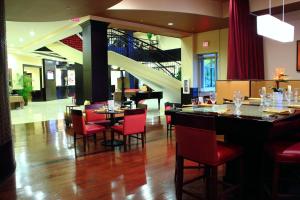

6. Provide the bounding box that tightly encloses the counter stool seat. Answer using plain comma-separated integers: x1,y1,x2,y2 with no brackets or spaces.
175,125,243,200
265,141,300,200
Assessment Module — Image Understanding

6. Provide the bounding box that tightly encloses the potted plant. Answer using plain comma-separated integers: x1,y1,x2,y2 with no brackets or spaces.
17,74,33,105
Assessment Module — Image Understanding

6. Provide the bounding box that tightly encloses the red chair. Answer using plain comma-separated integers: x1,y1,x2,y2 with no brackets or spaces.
165,105,173,137
111,109,146,152
265,141,300,200
175,125,243,200
71,109,107,157
85,104,110,126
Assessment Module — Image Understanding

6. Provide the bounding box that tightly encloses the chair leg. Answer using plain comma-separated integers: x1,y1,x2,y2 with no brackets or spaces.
123,135,127,152
74,132,77,157
142,132,145,148
167,124,169,137
128,135,131,147
144,126,147,142
94,134,97,145
208,166,218,200
83,136,86,152
111,130,114,147
176,156,184,200
103,130,106,142
272,163,280,200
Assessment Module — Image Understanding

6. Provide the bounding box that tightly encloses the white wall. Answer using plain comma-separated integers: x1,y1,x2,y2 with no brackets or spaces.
24,66,41,91
133,32,181,50
264,11,300,80
8,53,43,89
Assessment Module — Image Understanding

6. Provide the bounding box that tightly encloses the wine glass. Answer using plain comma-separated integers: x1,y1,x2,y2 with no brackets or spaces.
284,90,292,105
259,88,266,106
210,93,217,105
233,91,243,115
294,88,299,103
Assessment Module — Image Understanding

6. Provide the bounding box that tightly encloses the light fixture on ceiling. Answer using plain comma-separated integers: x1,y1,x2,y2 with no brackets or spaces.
29,31,35,37
168,22,174,26
19,38,24,42
257,0,294,43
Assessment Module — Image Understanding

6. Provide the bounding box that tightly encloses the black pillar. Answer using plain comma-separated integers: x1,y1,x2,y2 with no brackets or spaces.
80,20,111,103
0,0,16,183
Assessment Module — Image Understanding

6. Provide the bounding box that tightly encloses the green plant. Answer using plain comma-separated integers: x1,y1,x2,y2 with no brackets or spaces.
147,33,153,41
16,73,33,105
175,67,182,81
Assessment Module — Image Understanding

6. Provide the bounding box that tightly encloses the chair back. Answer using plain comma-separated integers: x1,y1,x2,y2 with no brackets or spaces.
123,109,146,135
71,110,86,135
175,125,218,164
165,105,172,124
85,104,107,122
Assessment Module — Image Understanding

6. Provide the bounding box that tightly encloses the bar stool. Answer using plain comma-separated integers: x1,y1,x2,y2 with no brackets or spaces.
175,125,243,200
165,105,173,137
265,141,300,200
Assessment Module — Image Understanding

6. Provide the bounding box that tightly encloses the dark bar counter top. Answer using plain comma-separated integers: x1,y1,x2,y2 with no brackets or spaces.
168,104,300,199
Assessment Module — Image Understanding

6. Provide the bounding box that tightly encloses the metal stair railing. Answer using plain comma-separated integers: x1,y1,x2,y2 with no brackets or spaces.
107,28,181,80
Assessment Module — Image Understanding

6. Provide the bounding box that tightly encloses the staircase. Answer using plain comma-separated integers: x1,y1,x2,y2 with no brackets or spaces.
49,29,182,102
107,29,181,80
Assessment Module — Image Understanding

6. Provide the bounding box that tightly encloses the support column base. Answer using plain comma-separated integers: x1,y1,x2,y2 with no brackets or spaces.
0,140,15,184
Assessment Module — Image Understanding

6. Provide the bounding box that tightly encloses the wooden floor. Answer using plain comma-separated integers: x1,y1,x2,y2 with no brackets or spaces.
0,116,226,200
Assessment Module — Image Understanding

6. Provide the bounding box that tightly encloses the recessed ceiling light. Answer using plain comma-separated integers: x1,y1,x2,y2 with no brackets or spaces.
168,22,174,26
19,38,24,42
29,31,35,37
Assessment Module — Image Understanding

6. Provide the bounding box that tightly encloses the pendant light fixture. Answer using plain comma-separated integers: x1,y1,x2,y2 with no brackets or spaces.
257,0,294,43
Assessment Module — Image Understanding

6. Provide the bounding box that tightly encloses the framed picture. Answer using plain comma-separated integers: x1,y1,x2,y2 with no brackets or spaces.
297,40,300,71
183,79,190,94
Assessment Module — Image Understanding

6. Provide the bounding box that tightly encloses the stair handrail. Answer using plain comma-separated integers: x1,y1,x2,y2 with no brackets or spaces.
108,29,180,78
109,28,181,65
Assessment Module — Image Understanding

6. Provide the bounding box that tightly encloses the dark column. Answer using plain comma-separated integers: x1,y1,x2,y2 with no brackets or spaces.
81,20,111,103
42,59,57,101
0,0,16,183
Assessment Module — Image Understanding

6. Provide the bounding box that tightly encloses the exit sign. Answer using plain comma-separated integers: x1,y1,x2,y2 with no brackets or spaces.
203,41,209,47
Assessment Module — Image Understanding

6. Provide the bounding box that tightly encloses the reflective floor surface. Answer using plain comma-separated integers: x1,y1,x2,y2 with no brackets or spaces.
0,116,225,200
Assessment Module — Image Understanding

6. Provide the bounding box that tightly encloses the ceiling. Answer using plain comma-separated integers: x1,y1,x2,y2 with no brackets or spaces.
5,0,122,22
5,0,300,58
103,10,228,33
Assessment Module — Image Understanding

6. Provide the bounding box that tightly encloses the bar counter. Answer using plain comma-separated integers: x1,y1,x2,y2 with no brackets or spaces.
168,104,300,199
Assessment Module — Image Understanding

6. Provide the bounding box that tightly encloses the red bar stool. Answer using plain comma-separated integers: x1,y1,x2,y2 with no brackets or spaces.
165,105,173,137
111,109,146,152
71,110,107,157
265,141,300,200
175,125,243,200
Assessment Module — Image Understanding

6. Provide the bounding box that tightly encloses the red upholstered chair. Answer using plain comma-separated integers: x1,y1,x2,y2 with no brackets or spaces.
111,109,146,152
265,141,300,200
85,104,110,126
71,109,107,157
165,105,173,137
175,125,243,200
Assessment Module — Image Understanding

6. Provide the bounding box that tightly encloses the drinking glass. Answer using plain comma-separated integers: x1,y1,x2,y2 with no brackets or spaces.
264,93,272,107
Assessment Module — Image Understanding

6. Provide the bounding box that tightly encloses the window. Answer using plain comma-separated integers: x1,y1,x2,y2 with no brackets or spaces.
199,53,217,92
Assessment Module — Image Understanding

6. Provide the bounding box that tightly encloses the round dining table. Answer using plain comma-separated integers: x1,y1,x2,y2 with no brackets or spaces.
94,108,125,147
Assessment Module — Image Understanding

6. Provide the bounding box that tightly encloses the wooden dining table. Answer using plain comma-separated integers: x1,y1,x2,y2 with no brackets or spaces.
167,104,300,199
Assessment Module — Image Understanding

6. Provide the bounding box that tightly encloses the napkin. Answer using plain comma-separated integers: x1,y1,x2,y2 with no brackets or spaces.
288,104,300,109
263,108,291,115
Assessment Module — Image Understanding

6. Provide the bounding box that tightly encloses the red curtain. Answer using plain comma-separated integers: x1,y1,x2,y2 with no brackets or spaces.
227,0,264,80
